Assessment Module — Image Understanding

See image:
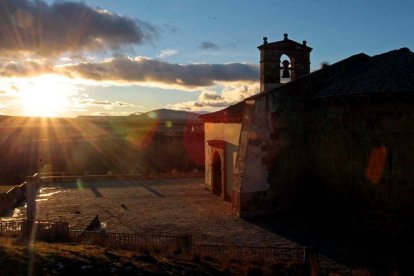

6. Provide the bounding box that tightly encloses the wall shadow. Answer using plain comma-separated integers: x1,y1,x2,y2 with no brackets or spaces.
246,212,414,274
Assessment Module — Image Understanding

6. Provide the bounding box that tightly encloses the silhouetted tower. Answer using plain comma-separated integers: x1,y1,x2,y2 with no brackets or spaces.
258,33,312,91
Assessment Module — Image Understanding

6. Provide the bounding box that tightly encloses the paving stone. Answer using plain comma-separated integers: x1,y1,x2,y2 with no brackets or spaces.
8,178,297,247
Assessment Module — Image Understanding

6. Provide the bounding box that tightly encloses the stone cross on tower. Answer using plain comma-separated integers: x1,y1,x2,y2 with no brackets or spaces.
258,33,312,91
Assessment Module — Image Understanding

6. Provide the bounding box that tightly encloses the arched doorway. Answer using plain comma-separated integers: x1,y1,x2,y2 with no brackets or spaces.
212,152,222,196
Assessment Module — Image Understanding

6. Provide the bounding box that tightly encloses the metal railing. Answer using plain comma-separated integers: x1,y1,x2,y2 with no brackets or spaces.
0,220,23,234
0,220,308,265
192,244,305,263
69,230,180,252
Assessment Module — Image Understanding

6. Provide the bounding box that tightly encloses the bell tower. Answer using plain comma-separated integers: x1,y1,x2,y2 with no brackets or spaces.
258,33,312,91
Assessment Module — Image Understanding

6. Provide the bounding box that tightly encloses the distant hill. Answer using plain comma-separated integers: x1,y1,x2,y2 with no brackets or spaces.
130,111,143,116
129,109,201,122
0,109,203,123
0,108,205,185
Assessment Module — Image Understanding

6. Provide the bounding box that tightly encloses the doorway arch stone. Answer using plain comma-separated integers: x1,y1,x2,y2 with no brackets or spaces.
212,152,222,196
207,140,226,199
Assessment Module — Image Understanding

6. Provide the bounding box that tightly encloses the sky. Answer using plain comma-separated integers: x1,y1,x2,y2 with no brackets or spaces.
0,0,413,117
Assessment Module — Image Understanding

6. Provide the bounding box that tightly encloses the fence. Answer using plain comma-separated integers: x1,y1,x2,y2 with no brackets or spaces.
0,220,309,266
0,220,23,234
192,244,305,263
68,230,307,264
69,230,182,253
0,220,70,241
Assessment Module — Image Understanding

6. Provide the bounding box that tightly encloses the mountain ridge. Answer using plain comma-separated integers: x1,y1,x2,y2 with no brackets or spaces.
129,108,201,121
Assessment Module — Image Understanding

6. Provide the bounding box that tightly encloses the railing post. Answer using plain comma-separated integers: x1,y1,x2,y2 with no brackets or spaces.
305,248,319,276
176,234,192,255
22,174,41,239
26,174,41,223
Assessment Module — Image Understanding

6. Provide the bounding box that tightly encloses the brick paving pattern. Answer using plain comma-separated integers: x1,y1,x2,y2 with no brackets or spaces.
12,178,297,247
2,177,356,273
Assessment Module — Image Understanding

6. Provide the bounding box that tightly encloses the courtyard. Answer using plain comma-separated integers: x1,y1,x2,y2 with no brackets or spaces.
0,177,375,273
11,177,296,247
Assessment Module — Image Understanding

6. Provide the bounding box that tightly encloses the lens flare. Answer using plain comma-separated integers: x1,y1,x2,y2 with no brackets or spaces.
76,178,84,191
366,146,387,184
147,111,157,119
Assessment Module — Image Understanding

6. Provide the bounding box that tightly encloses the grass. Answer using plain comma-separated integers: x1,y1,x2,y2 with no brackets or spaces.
0,236,224,275
0,235,311,275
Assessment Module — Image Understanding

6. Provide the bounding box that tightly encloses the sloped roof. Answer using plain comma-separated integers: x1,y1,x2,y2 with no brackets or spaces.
201,47,414,123
250,47,414,100
199,101,244,123
317,48,414,97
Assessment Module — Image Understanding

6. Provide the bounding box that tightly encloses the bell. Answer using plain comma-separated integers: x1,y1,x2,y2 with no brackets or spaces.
282,69,290,78
281,59,290,78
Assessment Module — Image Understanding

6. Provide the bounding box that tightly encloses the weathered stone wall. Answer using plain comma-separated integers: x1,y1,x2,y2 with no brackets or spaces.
305,96,414,217
204,123,241,198
235,92,311,217
240,92,414,218
240,99,272,193
264,93,311,212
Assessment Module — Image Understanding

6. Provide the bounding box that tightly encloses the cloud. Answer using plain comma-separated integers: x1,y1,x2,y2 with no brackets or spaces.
194,101,229,108
0,0,158,56
59,57,259,88
220,82,259,103
162,24,181,34
0,55,259,98
192,90,231,109
0,59,52,77
199,91,224,101
91,111,131,116
158,48,178,58
76,98,134,109
167,99,229,112
167,82,260,112
199,41,219,50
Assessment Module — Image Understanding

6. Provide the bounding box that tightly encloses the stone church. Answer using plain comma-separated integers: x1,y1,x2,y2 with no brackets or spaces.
201,34,414,218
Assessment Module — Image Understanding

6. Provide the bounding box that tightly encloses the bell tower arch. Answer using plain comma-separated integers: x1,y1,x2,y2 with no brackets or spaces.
258,33,312,91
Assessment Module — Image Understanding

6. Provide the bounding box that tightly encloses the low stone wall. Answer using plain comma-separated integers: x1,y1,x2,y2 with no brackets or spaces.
40,171,204,186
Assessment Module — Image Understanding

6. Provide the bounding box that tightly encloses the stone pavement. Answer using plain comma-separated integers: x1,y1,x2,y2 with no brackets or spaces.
2,177,356,273
12,178,297,247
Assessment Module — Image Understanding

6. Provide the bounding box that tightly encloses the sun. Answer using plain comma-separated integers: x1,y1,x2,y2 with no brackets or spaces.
19,75,74,117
